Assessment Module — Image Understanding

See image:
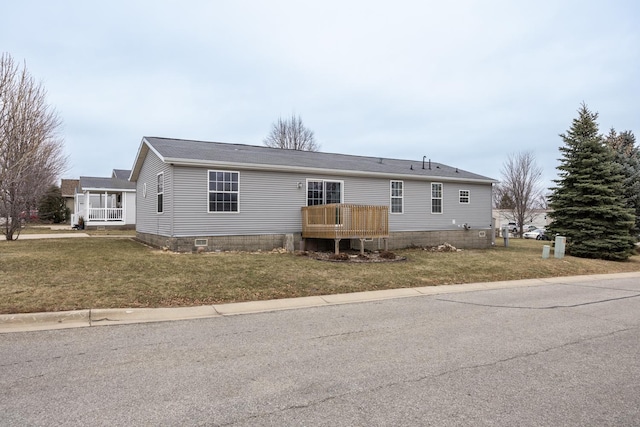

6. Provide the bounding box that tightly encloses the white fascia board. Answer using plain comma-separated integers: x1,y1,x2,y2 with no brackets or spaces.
164,158,497,184
144,138,166,161
82,187,137,192
130,137,167,181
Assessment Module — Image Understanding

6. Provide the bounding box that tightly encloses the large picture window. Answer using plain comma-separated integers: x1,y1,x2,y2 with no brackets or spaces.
431,182,443,214
390,180,403,213
208,170,239,212
157,173,164,213
307,180,343,206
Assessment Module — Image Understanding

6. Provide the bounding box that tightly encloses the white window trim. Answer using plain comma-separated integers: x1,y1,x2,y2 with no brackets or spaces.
431,182,443,214
305,179,344,205
459,189,470,204
157,172,164,214
207,170,240,213
390,180,404,214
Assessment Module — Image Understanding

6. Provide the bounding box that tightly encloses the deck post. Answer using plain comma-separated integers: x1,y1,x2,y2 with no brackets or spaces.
360,239,365,255
384,238,388,251
334,238,341,255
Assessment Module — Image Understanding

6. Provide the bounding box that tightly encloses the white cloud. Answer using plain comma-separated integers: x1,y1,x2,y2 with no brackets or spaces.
1,0,638,181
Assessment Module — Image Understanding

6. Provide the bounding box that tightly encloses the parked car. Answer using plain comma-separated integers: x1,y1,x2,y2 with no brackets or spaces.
536,229,552,241
525,228,552,241
504,222,518,233
523,228,547,239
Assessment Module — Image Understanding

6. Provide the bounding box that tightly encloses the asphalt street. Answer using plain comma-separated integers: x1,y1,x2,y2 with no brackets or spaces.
1,276,639,426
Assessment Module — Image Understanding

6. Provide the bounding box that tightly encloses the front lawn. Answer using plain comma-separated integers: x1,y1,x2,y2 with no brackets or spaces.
1,238,638,314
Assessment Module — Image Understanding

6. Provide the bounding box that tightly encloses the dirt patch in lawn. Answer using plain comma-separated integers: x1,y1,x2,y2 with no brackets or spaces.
307,250,407,263
307,243,460,262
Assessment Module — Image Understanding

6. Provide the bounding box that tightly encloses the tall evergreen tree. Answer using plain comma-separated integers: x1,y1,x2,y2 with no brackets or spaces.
37,185,68,223
548,104,636,261
604,129,640,237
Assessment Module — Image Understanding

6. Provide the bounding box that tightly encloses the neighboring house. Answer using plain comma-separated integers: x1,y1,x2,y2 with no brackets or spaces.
60,179,80,224
130,137,497,252
112,169,132,180
72,169,136,229
493,208,552,234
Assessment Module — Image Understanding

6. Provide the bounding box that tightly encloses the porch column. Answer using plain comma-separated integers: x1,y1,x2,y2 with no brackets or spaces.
84,191,90,222
122,192,126,224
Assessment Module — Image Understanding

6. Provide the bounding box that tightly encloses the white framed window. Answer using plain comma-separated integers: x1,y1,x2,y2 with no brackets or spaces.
459,189,470,204
431,182,443,214
390,180,403,214
208,170,239,212
306,179,343,206
157,173,164,214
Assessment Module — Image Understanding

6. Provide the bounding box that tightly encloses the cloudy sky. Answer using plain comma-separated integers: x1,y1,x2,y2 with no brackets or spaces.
3,1,639,189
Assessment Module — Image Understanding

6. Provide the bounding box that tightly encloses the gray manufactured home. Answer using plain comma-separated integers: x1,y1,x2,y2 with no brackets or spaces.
130,137,497,252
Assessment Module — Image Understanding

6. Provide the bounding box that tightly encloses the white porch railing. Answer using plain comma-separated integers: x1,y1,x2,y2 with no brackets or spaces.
88,208,123,221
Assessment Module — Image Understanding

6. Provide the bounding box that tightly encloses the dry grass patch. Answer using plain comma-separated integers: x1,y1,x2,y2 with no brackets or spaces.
16,225,136,237
0,238,638,314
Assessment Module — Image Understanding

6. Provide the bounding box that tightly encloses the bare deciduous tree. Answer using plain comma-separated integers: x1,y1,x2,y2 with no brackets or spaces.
0,52,67,240
492,183,515,209
263,114,319,151
499,151,544,236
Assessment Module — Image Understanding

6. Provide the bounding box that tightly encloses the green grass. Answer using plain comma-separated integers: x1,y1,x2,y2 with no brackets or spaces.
1,237,638,314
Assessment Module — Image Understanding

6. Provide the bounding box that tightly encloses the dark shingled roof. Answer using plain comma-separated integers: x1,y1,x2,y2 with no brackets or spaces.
132,136,496,183
112,169,131,180
79,176,136,191
60,179,80,197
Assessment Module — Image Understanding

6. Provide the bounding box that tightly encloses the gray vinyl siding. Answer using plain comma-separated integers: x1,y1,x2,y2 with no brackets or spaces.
171,167,307,236
394,181,493,231
330,176,492,232
161,166,492,237
135,150,173,236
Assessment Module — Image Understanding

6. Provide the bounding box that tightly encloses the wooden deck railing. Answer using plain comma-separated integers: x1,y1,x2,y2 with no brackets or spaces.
301,204,389,239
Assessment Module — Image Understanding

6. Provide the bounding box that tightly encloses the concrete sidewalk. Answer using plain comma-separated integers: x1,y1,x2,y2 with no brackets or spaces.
2,271,639,333
1,231,135,240
0,233,90,240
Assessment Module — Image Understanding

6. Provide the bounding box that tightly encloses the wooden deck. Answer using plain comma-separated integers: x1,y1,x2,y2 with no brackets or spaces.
301,204,389,253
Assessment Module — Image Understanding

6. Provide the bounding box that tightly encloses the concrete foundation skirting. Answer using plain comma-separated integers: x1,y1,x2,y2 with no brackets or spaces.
85,224,135,231
137,228,492,252
373,229,493,250
136,232,303,253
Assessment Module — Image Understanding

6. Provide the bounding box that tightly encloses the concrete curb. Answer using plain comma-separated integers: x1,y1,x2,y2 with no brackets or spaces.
90,306,221,326
2,271,639,333
0,310,90,332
